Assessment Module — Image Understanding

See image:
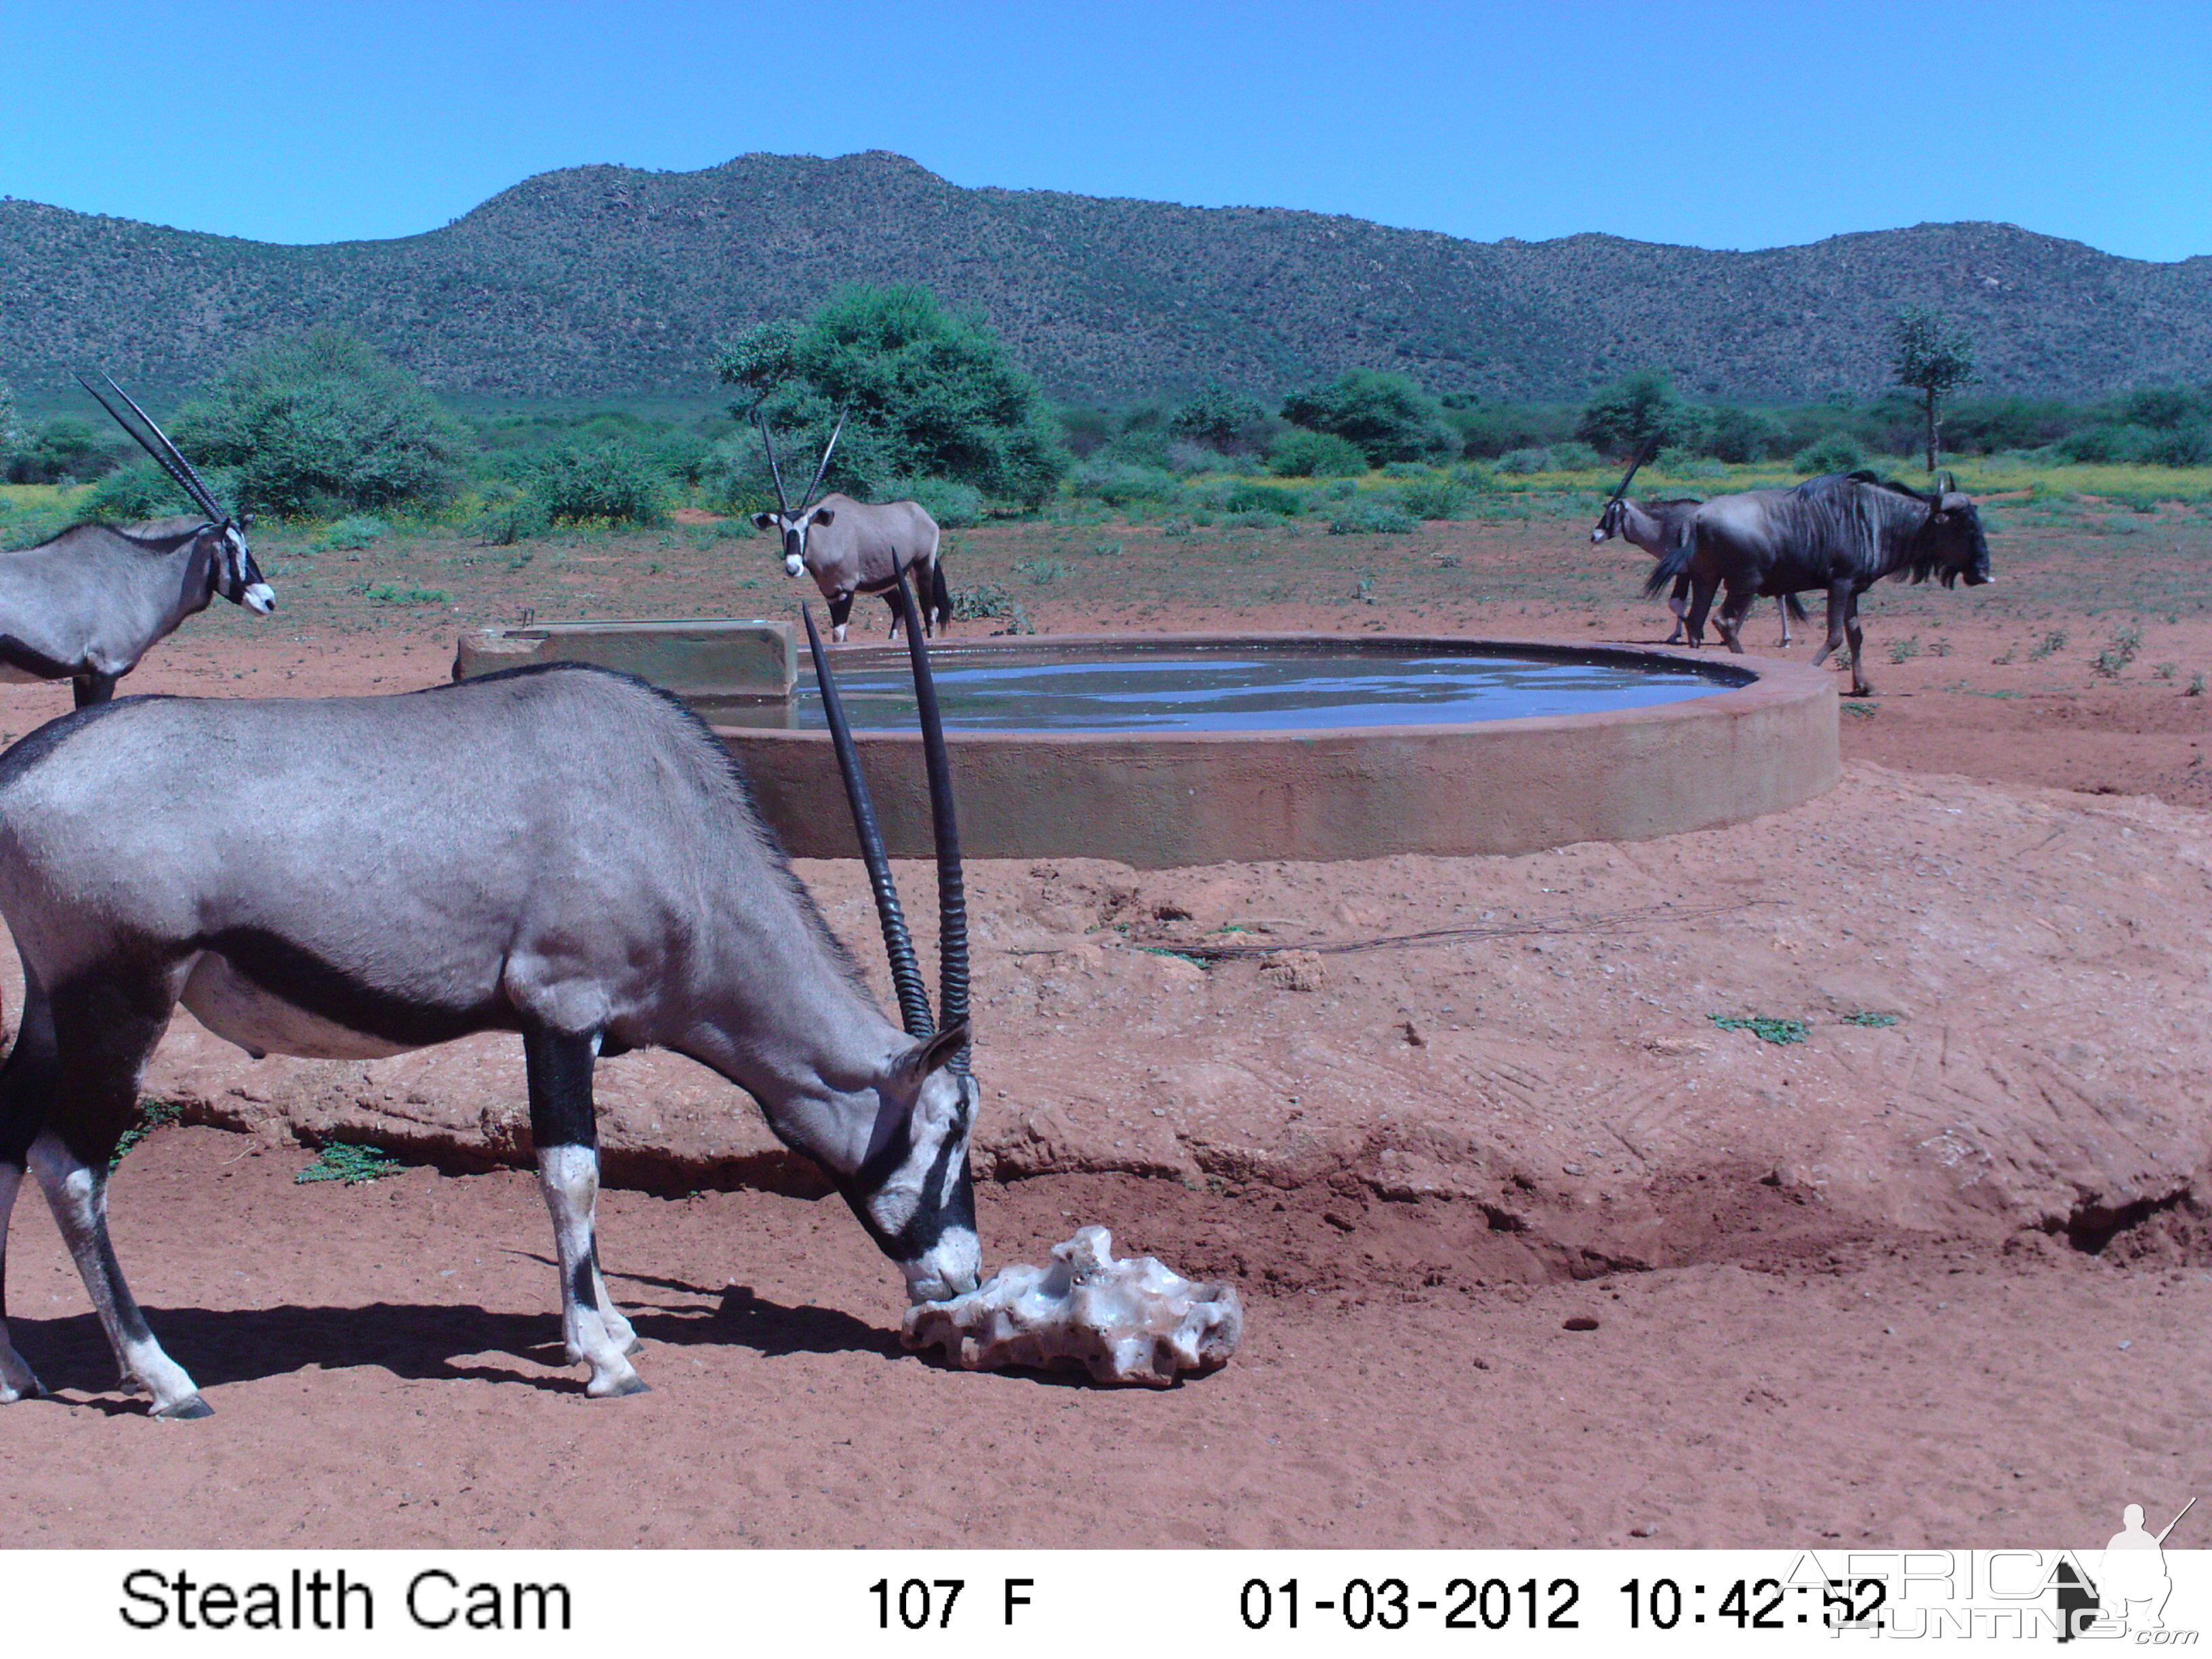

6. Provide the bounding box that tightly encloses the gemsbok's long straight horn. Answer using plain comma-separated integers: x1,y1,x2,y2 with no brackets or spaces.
1608,434,1660,506
76,373,225,523
889,569,969,1073
752,407,793,516
802,600,935,1039
798,409,848,512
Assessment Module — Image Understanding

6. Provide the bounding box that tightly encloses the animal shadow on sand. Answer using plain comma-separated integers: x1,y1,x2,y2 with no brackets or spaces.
16,1269,903,1411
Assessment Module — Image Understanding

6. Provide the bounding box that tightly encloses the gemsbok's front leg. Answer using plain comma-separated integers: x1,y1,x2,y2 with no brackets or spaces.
526,1029,646,1397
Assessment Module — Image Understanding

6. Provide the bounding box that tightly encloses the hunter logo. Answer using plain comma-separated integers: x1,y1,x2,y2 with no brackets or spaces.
2060,1498,2196,1641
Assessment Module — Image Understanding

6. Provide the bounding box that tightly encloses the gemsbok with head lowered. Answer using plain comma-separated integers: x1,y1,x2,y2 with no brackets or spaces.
0,575,979,1417
0,375,274,709
750,413,951,642
1590,441,1800,647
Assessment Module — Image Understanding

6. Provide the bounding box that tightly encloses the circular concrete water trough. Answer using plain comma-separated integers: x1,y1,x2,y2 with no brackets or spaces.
714,634,1837,868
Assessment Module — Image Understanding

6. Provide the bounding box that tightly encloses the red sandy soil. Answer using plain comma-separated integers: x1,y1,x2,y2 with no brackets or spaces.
2,503,2209,1549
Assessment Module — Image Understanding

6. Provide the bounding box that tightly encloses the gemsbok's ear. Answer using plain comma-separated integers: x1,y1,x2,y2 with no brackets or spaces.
897,1022,970,1086
811,507,836,527
752,512,776,531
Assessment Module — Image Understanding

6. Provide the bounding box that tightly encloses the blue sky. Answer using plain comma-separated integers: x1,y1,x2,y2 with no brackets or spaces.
5,0,2206,261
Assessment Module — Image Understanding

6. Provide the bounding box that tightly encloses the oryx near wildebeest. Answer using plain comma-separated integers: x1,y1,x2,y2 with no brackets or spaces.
1591,441,1801,647
750,413,951,642
0,575,979,1416
0,377,273,710
1644,470,1992,695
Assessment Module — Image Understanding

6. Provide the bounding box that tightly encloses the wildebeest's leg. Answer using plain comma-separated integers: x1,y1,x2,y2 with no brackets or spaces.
1809,583,1851,672
1776,597,1793,648
828,591,855,645
1713,586,1752,654
0,984,59,1404
1666,574,1689,644
31,972,207,1417
1682,573,1719,647
71,673,117,710
526,1027,645,1397
1845,593,1872,697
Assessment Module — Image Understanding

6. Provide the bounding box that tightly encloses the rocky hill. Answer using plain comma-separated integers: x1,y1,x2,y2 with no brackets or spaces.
4,150,2207,406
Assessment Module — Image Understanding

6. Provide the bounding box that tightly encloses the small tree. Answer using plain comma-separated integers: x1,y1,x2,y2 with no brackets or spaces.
0,380,22,457
1279,370,1456,465
1576,369,1693,458
173,328,470,514
716,285,1071,507
1170,384,1271,454
1891,308,1976,473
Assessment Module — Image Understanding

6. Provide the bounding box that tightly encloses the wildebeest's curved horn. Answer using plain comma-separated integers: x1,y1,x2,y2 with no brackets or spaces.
752,408,792,516
890,571,968,1073
1608,434,1660,505
798,409,848,512
77,373,224,523
802,602,934,1039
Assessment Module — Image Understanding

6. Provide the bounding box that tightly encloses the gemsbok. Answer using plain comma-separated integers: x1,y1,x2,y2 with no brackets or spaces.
0,376,272,708
1591,441,1799,647
750,413,951,641
0,575,979,1416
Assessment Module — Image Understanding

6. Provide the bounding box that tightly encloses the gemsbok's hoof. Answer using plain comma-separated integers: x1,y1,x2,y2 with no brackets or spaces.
153,1393,215,1420
588,1370,651,1399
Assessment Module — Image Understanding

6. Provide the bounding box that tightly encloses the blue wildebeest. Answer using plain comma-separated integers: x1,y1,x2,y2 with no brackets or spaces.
1645,471,1992,695
1591,445,1800,646
0,377,273,708
750,414,951,642
0,576,979,1416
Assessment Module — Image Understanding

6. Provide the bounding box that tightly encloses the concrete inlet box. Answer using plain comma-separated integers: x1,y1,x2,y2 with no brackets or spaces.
454,618,797,724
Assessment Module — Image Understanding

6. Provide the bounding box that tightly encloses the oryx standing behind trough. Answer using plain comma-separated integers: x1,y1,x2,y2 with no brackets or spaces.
750,413,952,642
1644,470,1992,695
1590,441,1800,647
0,376,273,708
0,575,980,1417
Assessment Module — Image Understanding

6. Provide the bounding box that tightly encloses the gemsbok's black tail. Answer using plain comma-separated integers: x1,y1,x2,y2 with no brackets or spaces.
930,560,954,631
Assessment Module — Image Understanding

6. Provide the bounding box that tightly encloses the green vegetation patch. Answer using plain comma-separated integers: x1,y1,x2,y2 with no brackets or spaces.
1839,1011,1900,1028
1710,1015,1810,1046
295,1143,405,1185
111,1100,186,1166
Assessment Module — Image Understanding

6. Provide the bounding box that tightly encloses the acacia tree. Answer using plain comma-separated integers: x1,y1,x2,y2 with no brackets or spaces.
1891,308,1977,473
716,285,1070,506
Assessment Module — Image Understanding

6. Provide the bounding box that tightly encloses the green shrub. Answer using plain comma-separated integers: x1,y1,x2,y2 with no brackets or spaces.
1170,385,1271,453
1072,459,1181,506
472,485,552,545
890,475,983,528
79,460,184,522
2056,423,2148,464
1704,405,1788,463
1328,494,1417,534
1549,440,1602,470
2142,423,2212,467
1281,370,1458,464
323,514,388,550
173,327,469,514
1495,446,1555,474
950,583,1034,633
1265,429,1368,478
1793,432,1866,473
531,441,669,525
1223,480,1303,516
1398,476,1467,519
6,415,115,487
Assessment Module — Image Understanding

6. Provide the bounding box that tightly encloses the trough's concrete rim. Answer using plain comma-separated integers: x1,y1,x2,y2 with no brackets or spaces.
712,632,1835,747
